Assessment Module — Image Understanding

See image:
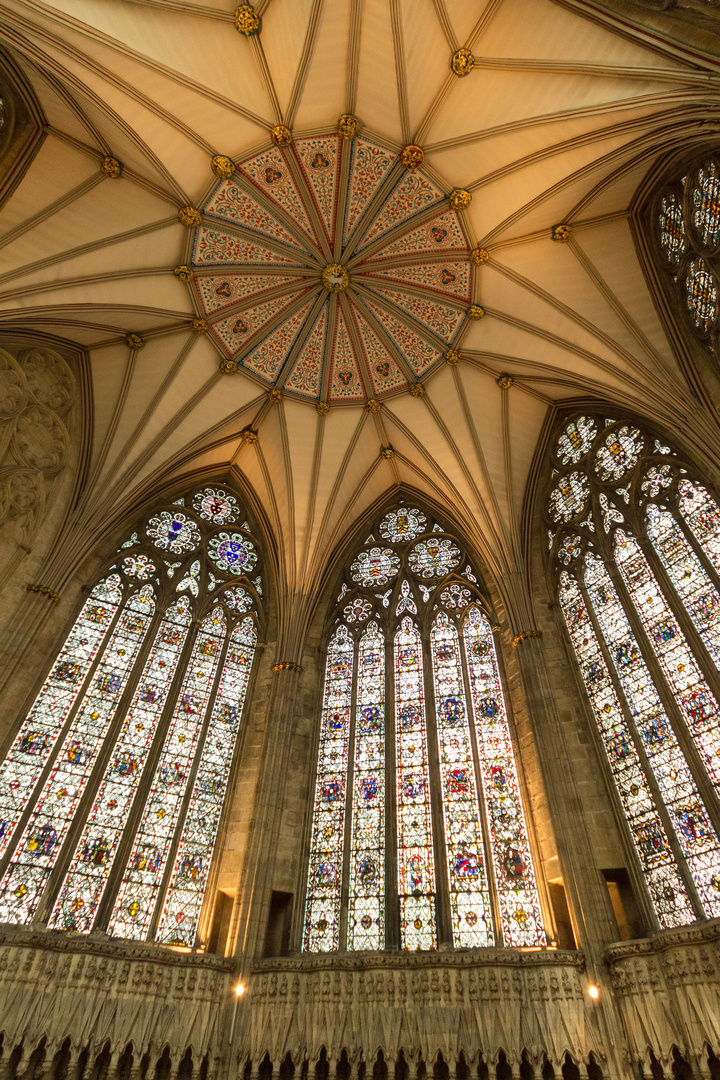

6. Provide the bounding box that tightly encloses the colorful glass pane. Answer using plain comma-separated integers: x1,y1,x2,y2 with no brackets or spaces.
208,532,258,575
440,583,472,609
395,616,437,950
558,574,694,928
350,547,400,586
408,538,461,578
156,617,257,945
684,257,718,332
557,534,583,565
594,427,644,482
678,481,720,572
585,553,720,917
303,625,354,951
122,555,155,580
658,192,687,267
0,576,121,865
378,507,427,543
691,161,720,249
46,594,191,932
222,586,254,612
640,465,673,498
548,472,589,523
343,597,373,623
615,531,720,800
647,504,720,668
146,512,200,554
0,587,156,924
431,612,493,947
347,622,385,950
463,609,547,945
556,416,597,465
192,487,239,524
108,608,227,940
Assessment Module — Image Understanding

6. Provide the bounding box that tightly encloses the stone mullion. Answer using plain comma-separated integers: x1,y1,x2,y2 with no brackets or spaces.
385,630,399,951
636,532,720,714
489,623,557,946
31,599,169,925
230,667,303,962
0,587,130,885
146,630,233,943
457,622,502,946
92,621,202,933
421,624,452,948
603,556,720,842
338,636,359,951
577,577,702,925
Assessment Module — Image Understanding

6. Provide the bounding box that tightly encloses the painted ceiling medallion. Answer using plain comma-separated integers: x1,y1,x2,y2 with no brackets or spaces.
322,264,349,292
234,5,260,35
451,49,475,76
401,144,424,170
191,130,473,405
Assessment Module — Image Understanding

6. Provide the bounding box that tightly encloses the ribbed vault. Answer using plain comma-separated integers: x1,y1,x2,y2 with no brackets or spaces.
1,0,720,653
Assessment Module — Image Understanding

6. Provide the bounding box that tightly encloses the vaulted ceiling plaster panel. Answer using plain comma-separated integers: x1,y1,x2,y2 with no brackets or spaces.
0,137,97,235
1,0,717,632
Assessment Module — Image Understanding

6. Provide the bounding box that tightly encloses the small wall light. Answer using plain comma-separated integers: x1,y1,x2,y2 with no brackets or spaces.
236,983,245,996
588,985,599,1000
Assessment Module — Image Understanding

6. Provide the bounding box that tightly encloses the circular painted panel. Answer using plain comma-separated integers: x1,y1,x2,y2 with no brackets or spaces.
408,538,461,578
350,547,400,586
209,531,258,575
146,511,201,553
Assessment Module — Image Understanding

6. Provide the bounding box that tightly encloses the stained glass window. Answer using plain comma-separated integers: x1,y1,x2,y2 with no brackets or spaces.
654,157,720,349
0,485,262,945
304,506,547,954
548,413,720,928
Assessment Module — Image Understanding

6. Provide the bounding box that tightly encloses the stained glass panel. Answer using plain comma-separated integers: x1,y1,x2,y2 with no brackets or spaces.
192,487,239,524
678,480,720,572
463,609,546,945
344,598,373,623
208,532,258,575
440,583,472,609
303,625,354,951
108,608,227,940
658,192,687,266
47,594,191,932
684,256,719,333
347,622,385,951
691,161,720,249
594,427,644,481
156,617,257,945
0,586,156,924
558,574,694,928
408,538,461,578
585,553,720,917
0,576,122,866
615,531,720,799
548,472,589,523
379,507,427,543
146,512,200,554
395,616,437,950
350,547,400,586
556,416,597,465
431,612,493,947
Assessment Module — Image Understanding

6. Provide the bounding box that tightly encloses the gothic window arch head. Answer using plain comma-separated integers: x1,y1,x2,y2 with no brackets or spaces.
0,50,44,210
303,504,547,954
0,483,264,948
652,153,720,350
546,413,720,930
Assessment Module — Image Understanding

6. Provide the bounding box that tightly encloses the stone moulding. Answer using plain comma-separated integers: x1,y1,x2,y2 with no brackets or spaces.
604,920,720,1069
241,950,599,1070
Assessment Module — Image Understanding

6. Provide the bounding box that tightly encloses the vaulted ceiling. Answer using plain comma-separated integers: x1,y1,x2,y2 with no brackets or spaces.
1,0,719,641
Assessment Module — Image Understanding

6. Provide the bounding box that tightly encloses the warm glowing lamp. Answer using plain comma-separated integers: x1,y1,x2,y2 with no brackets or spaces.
236,983,245,996
588,985,599,1000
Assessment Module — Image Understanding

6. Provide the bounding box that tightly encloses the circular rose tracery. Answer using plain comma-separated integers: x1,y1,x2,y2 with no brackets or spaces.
192,132,473,405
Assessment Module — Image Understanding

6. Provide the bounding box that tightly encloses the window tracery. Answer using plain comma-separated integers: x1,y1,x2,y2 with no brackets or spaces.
0,485,262,948
303,507,546,953
548,414,720,928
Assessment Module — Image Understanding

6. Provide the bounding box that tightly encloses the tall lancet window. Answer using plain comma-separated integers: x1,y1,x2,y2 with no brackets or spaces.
0,485,262,948
303,507,546,953
547,415,720,930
